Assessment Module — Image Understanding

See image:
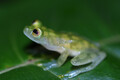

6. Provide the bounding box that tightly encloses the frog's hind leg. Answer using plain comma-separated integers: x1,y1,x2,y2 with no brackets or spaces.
64,51,106,78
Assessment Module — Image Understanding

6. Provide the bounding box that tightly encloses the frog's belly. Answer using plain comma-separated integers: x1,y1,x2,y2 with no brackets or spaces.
42,44,81,57
43,44,65,53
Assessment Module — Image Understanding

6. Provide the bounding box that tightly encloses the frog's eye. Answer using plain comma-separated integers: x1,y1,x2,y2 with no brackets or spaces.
32,28,42,37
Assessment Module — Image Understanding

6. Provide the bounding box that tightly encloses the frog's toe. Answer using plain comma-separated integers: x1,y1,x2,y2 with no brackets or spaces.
43,63,57,70
64,70,79,78
42,60,58,70
43,67,50,70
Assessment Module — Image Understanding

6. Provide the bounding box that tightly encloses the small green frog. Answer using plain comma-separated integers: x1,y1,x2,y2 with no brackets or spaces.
23,20,106,78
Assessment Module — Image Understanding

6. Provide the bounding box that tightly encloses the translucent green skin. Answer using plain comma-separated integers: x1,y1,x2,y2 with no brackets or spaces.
24,20,106,78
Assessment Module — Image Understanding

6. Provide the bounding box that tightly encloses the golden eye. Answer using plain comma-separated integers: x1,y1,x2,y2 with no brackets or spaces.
32,28,41,37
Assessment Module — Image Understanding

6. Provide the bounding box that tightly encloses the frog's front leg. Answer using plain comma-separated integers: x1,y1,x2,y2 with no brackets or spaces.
43,50,69,70
64,51,106,78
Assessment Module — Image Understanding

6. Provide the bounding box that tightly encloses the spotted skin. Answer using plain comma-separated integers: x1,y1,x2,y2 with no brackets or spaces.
23,20,106,78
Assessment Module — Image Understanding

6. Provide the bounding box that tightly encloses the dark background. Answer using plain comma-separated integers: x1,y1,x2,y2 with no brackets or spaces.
0,0,120,80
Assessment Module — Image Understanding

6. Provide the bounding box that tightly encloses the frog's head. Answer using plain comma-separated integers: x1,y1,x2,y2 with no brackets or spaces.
23,20,43,44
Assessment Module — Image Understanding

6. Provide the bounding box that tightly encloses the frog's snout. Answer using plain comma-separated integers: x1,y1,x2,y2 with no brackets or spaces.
23,27,32,37
24,27,29,33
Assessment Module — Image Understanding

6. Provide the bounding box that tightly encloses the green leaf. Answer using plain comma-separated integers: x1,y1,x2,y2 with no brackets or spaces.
0,0,120,80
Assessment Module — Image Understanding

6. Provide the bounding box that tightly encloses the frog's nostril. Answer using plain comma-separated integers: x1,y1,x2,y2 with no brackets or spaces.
24,28,29,32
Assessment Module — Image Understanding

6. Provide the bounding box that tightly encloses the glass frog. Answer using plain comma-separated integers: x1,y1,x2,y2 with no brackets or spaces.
23,20,106,78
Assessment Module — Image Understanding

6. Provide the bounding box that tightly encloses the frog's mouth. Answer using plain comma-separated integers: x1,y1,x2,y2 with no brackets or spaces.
24,27,32,39
23,27,32,38
24,28,36,41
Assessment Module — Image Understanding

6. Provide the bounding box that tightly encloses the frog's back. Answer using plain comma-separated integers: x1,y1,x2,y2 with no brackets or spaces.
41,27,98,54
59,33,98,51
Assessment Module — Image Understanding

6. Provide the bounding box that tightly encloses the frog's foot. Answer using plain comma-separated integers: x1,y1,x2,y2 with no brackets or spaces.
64,70,79,78
42,60,58,70
64,51,106,78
